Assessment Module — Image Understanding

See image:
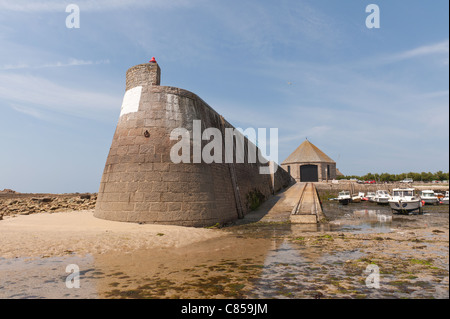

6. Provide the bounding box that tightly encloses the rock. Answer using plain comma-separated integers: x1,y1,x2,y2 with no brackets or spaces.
0,189,17,194
0,193,97,217
314,292,324,299
31,197,53,203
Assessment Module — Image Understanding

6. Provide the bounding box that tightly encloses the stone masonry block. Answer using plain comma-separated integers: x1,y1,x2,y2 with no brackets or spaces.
166,202,182,212
161,192,184,202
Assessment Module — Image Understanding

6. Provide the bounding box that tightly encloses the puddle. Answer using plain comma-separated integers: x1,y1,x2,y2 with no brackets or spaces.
321,201,447,234
229,205,398,236
0,255,98,299
90,236,273,299
249,240,367,298
333,209,394,234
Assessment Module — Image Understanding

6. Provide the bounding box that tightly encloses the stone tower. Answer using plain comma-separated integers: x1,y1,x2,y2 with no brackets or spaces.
94,59,293,226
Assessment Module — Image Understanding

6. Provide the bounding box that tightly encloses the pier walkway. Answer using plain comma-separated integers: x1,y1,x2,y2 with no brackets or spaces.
290,183,326,224
235,182,326,225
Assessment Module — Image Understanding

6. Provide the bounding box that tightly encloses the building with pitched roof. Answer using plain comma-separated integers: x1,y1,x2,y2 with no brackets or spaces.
281,139,336,182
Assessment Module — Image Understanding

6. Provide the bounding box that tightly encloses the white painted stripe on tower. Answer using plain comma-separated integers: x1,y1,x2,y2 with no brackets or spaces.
119,86,142,117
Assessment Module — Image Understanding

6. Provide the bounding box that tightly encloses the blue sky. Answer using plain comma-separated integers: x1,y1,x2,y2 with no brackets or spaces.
0,0,448,193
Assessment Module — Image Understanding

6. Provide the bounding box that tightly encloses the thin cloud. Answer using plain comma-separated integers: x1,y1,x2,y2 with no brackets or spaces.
354,39,450,67
0,0,65,12
0,73,121,120
0,59,110,70
10,104,47,120
0,0,194,12
394,39,449,60
203,0,340,56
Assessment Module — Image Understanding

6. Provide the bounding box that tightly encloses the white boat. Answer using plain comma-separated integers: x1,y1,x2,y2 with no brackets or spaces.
442,191,449,205
351,192,364,203
388,188,422,214
351,195,361,203
366,192,376,202
337,191,351,205
374,190,390,205
420,190,439,205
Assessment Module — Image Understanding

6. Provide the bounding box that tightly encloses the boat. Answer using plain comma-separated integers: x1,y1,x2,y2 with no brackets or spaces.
420,190,439,205
337,190,351,205
360,192,370,201
366,192,376,202
374,190,390,205
388,188,422,214
442,191,449,205
351,192,364,203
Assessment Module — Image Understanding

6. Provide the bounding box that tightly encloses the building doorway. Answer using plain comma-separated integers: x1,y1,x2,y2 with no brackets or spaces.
300,164,318,182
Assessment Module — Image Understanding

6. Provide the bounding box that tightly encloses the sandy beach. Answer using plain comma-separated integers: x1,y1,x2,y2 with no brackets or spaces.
0,210,224,259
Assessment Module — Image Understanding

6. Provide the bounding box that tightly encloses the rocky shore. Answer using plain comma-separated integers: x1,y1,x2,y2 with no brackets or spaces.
0,192,97,219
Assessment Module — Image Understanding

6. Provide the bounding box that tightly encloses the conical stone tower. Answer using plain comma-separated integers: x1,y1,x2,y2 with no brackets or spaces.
94,59,293,226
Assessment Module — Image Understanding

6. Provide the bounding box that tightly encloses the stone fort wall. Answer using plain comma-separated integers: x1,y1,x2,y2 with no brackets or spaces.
94,62,294,226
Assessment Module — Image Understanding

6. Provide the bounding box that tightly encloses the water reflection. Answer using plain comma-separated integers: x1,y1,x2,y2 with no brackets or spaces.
91,236,372,299
248,239,367,299
328,205,395,234
352,209,392,222
0,255,98,299
92,236,274,298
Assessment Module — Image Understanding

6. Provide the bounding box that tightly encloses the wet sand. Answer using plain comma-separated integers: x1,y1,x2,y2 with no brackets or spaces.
0,198,448,299
0,210,225,258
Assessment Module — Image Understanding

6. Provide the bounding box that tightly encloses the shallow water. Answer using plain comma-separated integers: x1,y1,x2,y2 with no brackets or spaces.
324,200,449,232
248,240,366,299
0,255,98,299
1,201,448,299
